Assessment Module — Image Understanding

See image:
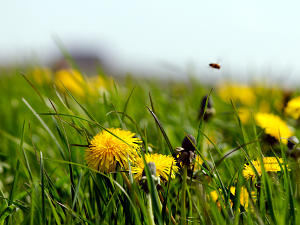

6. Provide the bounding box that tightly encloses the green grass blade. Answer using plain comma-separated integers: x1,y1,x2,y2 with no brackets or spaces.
40,152,46,225
45,192,62,225
20,121,33,181
121,87,135,122
146,106,173,154
22,98,65,159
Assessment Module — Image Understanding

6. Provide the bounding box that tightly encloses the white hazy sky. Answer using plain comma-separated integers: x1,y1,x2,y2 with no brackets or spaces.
1,0,300,83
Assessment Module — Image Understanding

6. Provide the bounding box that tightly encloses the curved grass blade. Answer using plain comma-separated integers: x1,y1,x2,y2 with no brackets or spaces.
19,121,33,181
39,112,134,149
72,170,83,210
22,98,65,159
146,106,173,154
45,192,62,225
40,152,46,225
8,161,20,207
121,87,135,122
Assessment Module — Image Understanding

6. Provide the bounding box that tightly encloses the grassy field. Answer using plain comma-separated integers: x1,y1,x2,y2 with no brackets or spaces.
0,65,299,225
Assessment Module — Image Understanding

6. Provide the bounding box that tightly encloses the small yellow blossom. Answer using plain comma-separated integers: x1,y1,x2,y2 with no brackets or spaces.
243,157,284,180
285,96,300,119
255,113,292,143
194,155,204,171
85,128,141,173
131,153,178,181
218,84,256,106
87,75,107,95
238,107,251,124
229,186,251,209
54,69,86,97
210,190,219,202
210,186,255,210
31,67,52,85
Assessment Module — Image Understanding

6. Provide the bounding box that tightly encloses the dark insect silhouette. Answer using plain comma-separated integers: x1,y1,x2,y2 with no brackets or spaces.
209,63,221,69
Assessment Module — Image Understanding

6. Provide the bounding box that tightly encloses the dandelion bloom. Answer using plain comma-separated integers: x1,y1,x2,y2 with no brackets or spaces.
210,187,255,210
255,113,292,144
218,83,256,106
131,153,178,181
85,128,142,172
31,67,52,85
194,155,204,171
238,107,251,124
285,96,300,119
87,75,108,96
210,190,219,202
243,157,284,180
54,69,86,97
229,186,252,209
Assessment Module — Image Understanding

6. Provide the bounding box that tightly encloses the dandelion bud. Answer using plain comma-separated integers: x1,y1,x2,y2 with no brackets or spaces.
181,134,197,153
199,95,215,121
179,151,195,166
287,136,299,150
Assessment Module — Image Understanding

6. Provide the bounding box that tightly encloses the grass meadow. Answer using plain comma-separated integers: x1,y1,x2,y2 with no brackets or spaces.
0,64,299,225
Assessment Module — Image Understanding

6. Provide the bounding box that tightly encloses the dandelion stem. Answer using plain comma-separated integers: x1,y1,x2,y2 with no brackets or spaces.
181,166,187,225
147,193,156,225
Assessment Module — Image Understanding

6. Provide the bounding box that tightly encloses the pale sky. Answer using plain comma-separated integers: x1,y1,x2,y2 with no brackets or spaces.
1,0,300,84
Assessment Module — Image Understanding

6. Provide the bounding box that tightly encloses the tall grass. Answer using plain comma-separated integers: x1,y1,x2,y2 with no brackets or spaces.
0,66,299,225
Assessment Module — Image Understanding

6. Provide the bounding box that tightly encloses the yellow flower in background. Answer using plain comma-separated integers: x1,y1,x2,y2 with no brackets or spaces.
131,153,178,181
255,113,292,143
258,100,270,113
238,107,251,124
230,187,248,207
218,84,256,106
87,75,108,95
238,101,269,124
230,186,256,209
54,69,86,97
210,186,254,210
85,128,141,173
285,96,300,119
194,155,204,171
243,157,284,180
210,190,219,202
31,67,52,85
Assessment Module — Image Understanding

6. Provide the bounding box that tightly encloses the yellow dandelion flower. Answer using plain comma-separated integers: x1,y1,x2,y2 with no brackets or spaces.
209,189,230,209
255,113,292,144
131,153,178,181
54,69,86,97
210,190,219,202
285,96,300,119
238,107,251,124
85,128,142,173
218,83,256,106
87,75,107,96
31,67,52,85
229,186,251,209
194,155,204,171
210,187,255,210
243,157,284,180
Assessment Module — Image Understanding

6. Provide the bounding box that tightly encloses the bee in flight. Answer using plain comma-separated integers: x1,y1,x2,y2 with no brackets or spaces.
209,63,221,69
